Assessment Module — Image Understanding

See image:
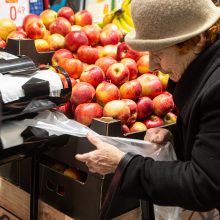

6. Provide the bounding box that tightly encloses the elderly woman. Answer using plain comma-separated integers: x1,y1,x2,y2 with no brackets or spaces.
76,0,220,212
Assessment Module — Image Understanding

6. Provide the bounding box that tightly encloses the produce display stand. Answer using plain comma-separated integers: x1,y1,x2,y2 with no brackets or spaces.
0,50,72,220
0,33,155,220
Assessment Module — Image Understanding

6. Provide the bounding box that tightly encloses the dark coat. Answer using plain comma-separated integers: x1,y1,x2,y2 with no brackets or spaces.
120,37,220,211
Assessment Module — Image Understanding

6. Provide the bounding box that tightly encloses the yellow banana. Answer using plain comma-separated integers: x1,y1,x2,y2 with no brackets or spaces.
112,17,127,35
122,12,134,27
102,9,117,26
121,0,131,11
119,15,134,33
121,0,131,17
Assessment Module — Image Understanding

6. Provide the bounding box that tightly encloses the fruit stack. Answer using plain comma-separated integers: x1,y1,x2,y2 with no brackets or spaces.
0,7,95,52
49,20,177,134
0,6,177,134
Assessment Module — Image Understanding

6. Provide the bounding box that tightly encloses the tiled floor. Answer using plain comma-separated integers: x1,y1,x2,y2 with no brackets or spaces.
155,208,219,220
181,209,219,220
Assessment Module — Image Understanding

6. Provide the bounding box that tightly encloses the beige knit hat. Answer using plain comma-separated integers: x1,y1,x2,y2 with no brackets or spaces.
125,0,220,51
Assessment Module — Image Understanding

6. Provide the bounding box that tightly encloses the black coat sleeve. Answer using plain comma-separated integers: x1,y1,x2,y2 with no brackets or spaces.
119,81,220,211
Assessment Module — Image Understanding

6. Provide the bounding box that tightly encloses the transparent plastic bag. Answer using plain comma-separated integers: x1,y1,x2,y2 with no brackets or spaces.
16,110,182,220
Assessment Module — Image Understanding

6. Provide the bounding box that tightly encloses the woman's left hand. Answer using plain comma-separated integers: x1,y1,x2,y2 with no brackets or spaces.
75,132,125,175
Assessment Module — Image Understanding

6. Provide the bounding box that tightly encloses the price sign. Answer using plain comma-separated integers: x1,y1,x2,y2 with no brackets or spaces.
1,0,30,26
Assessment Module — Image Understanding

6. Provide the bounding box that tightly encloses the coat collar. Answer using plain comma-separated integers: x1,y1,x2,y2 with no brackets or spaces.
173,36,220,120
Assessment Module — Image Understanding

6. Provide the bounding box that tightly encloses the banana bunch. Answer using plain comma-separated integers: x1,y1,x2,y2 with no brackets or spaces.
101,0,134,35
102,8,119,26
121,0,132,17
112,0,134,35
112,10,134,35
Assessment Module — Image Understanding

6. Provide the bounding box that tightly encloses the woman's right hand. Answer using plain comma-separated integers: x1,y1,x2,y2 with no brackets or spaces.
144,127,173,145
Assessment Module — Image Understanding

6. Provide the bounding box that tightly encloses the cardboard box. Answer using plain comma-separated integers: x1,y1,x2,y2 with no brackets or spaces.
40,118,140,219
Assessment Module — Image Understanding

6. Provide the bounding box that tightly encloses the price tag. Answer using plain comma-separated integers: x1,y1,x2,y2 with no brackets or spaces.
0,0,30,26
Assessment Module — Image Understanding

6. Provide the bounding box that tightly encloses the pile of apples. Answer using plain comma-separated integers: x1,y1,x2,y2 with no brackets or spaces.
0,7,100,52
0,6,177,134
50,16,177,133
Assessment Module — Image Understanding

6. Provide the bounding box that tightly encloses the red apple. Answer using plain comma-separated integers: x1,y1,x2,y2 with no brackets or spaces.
102,23,123,38
103,100,130,124
137,73,163,98
81,25,100,46
163,112,177,125
99,45,117,59
52,48,73,66
65,31,89,52
157,71,169,91
40,9,57,29
100,29,121,46
130,122,147,132
106,63,130,86
80,65,105,88
136,96,153,119
144,115,164,129
71,25,82,31
95,81,120,106
43,29,51,40
58,6,75,25
58,58,83,79
77,45,99,64
153,93,175,116
63,167,81,180
70,82,95,105
137,54,150,74
59,73,77,89
95,56,117,74
26,20,46,39
82,62,89,70
71,104,76,117
6,31,27,42
0,37,6,48
46,33,65,51
121,124,130,134
16,26,25,33
117,42,141,61
23,14,40,32
49,17,71,36
120,58,138,80
120,80,142,100
122,99,137,125
75,10,93,27
57,101,73,118
74,102,103,126
34,39,49,52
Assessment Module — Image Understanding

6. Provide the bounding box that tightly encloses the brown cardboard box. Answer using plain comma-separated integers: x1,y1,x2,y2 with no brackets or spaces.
41,118,140,219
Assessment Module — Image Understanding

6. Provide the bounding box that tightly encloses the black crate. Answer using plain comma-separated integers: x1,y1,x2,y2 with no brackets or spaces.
1,39,54,66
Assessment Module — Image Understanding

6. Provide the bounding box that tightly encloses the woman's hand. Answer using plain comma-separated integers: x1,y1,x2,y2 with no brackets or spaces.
144,127,173,145
75,132,125,175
